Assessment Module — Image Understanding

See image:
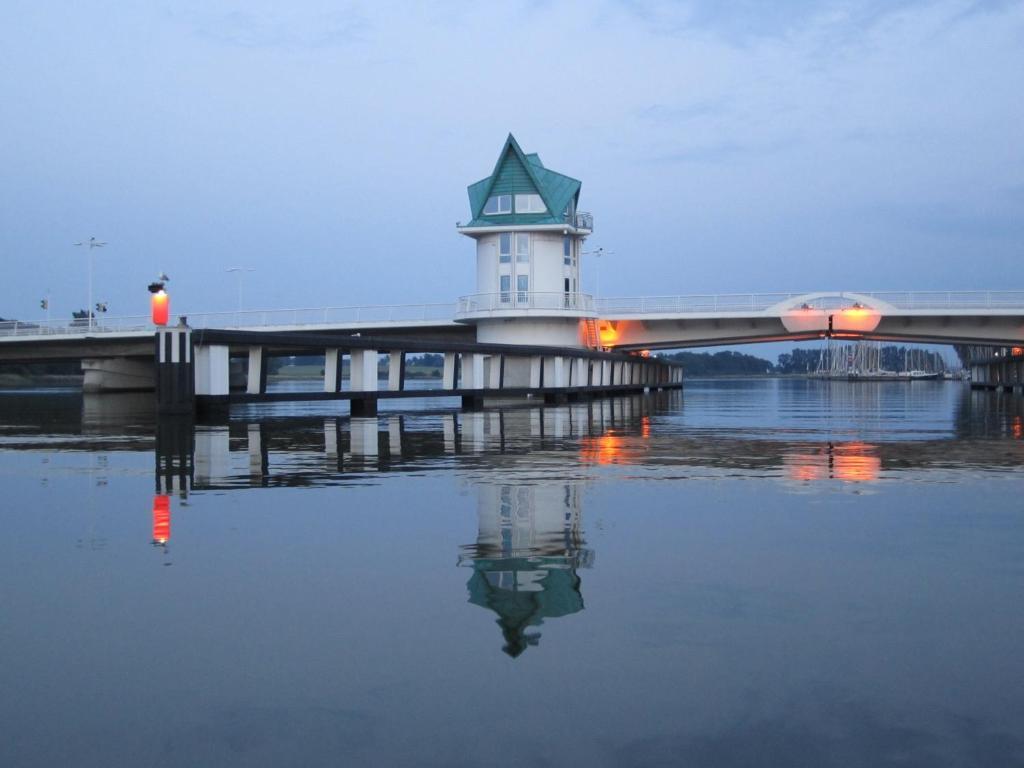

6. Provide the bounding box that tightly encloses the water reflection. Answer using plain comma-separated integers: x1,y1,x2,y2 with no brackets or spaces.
459,484,593,657
128,385,1024,493
783,442,882,483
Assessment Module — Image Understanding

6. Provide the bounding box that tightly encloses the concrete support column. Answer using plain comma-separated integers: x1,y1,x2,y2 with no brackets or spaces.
324,349,341,392
573,358,586,388
541,356,555,388
488,354,504,389
530,356,543,388
194,344,230,396
443,352,457,390
246,346,265,395
463,353,485,389
350,349,379,392
388,351,405,392
601,360,611,386
553,356,567,388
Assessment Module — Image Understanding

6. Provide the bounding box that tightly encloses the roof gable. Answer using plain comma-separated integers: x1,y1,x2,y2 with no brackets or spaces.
466,134,583,227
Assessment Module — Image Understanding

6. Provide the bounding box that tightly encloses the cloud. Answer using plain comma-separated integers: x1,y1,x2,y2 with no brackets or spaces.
177,4,369,49
644,138,796,165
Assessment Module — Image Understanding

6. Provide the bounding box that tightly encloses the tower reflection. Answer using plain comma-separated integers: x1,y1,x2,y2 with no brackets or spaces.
459,483,593,658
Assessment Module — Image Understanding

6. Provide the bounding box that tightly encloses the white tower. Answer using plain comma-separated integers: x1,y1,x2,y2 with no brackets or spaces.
456,135,597,355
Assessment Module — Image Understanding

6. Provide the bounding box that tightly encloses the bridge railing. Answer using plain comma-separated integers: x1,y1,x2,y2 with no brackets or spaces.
596,291,1024,314
0,303,458,338
457,292,596,317
859,291,1024,310
596,294,802,314
182,303,456,328
0,316,153,337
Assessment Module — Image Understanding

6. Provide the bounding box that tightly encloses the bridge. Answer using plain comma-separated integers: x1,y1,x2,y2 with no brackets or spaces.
2,289,1023,408
4,290,1023,352
3,135,1022,408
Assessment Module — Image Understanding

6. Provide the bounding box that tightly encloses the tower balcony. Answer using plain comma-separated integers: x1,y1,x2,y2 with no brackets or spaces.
456,211,593,236
456,292,597,321
569,211,593,231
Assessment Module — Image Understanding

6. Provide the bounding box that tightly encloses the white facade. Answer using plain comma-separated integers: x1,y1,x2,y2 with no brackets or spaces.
473,230,582,300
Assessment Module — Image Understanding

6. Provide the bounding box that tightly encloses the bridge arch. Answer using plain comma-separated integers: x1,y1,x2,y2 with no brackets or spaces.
764,292,898,315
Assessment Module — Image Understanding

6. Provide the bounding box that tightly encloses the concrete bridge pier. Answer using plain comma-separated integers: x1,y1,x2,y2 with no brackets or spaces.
155,325,195,415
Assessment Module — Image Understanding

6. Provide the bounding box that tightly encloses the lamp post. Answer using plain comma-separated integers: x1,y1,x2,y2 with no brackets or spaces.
73,236,106,331
226,267,255,316
583,247,612,302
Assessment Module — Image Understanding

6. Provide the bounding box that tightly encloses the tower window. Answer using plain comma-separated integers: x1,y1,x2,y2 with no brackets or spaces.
515,194,546,214
484,195,512,215
563,236,571,265
499,233,511,263
517,275,529,302
515,234,530,263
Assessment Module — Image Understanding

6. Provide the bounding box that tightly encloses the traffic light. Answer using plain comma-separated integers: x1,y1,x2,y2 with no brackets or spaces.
40,299,48,310
95,302,108,313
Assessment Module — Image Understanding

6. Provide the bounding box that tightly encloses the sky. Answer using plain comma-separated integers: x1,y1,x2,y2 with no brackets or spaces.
1,0,1022,324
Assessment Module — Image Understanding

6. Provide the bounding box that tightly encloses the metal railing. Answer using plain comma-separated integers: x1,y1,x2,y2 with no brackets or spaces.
456,292,596,317
0,302,458,339
857,291,1024,310
569,211,594,230
596,293,802,314
5,291,1023,340
596,291,1024,315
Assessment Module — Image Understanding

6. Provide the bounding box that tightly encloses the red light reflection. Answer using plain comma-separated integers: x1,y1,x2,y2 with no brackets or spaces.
152,495,171,545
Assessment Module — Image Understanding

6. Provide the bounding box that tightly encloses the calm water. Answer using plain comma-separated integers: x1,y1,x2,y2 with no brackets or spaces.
1,380,1022,767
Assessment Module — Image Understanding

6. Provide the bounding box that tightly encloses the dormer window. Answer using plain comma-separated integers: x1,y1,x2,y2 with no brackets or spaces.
483,195,512,215
515,194,546,214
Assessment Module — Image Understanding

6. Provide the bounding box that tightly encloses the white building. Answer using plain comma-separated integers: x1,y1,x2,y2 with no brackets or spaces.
456,135,598,356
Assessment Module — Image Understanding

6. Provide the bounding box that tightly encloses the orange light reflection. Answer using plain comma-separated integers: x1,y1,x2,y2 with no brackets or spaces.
785,442,880,484
580,434,625,465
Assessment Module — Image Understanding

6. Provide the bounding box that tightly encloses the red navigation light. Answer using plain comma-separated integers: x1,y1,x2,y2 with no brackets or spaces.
151,290,169,326
152,495,171,544
1012,347,1023,357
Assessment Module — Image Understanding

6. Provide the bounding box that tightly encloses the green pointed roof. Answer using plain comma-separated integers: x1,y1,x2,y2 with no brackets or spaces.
464,134,583,228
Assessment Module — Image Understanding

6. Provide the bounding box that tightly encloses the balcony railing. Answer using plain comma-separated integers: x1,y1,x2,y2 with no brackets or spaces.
569,211,593,230
456,292,596,317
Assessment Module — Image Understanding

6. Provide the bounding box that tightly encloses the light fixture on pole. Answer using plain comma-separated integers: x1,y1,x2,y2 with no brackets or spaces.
73,236,107,331
226,267,255,315
583,247,613,301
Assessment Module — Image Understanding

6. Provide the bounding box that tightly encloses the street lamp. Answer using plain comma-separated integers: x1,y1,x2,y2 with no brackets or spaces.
73,236,106,331
583,247,613,301
226,267,255,315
